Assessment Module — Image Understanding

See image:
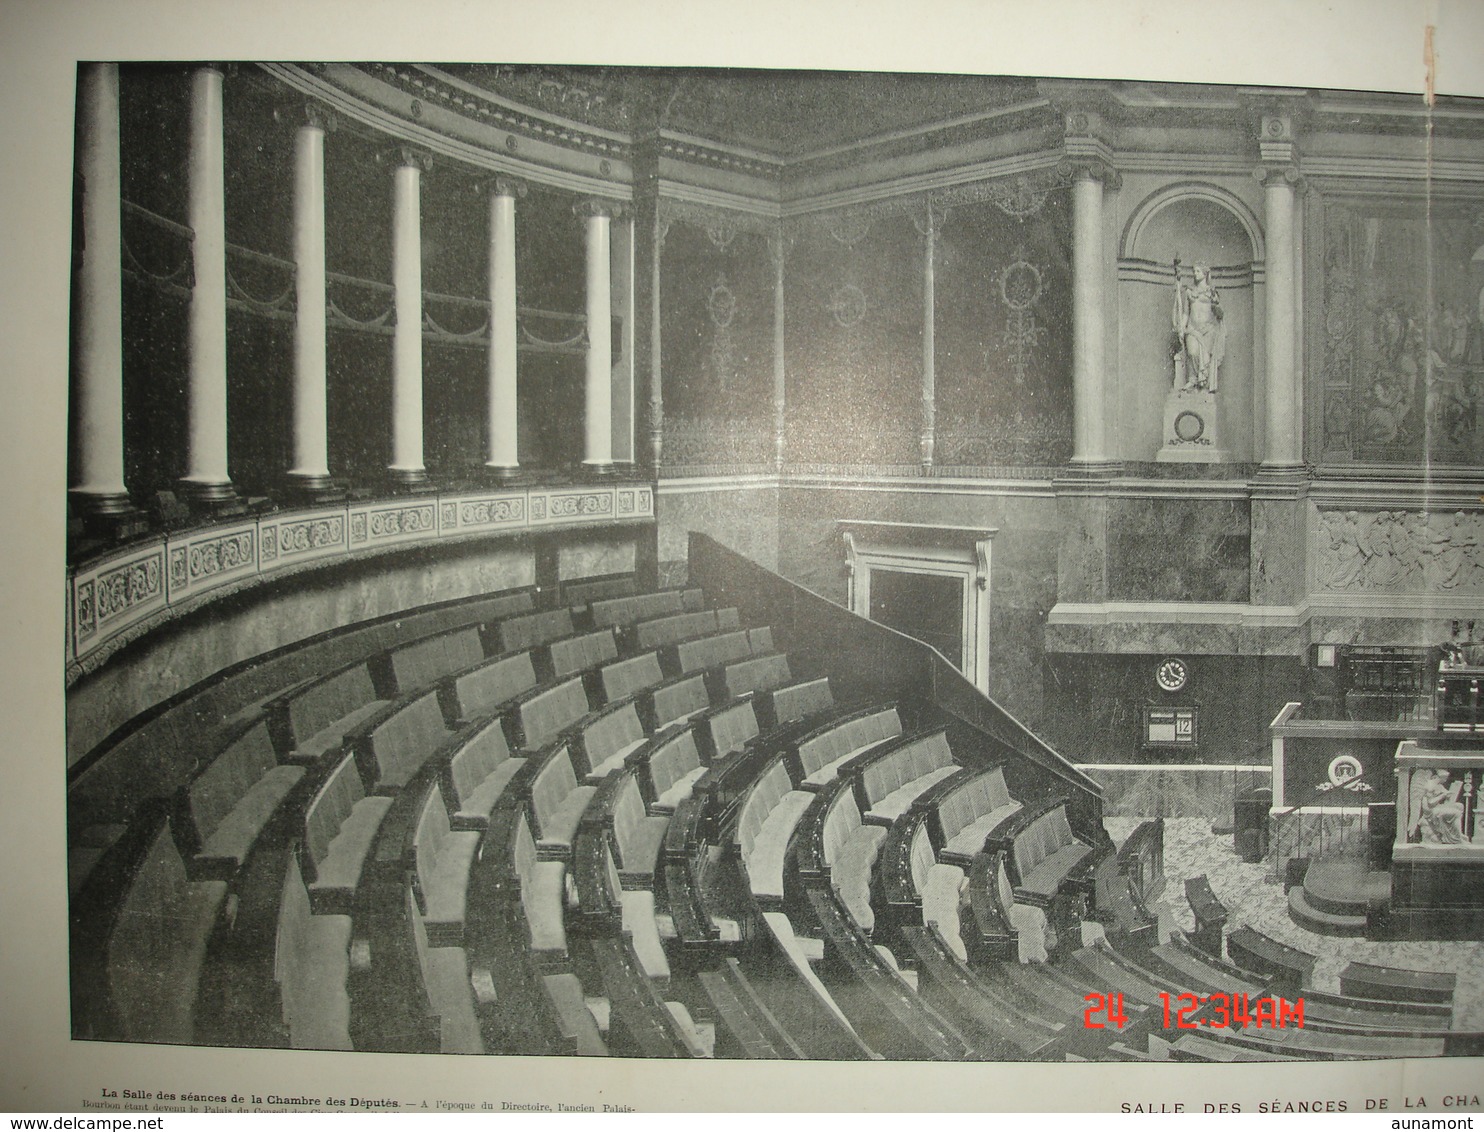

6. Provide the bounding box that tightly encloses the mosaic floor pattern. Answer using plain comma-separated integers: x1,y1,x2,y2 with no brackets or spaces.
1104,816,1484,1032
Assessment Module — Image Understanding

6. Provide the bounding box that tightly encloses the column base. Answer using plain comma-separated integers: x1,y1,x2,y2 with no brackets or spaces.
385,467,436,494
283,472,347,505
1057,459,1123,484
179,478,247,517
68,490,151,541
1253,462,1309,499
482,463,525,485
580,461,617,480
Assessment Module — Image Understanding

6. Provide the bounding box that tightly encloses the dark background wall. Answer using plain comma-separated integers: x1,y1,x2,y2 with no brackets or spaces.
934,192,1073,467
783,212,922,465
659,222,774,467
1042,652,1303,765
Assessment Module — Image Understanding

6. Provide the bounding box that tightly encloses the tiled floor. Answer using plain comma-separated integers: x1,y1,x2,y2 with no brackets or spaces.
1104,816,1484,1031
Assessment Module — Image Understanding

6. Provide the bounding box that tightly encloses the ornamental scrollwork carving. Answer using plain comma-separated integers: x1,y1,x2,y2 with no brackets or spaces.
656,201,773,248
188,531,255,580
547,493,614,518
368,505,436,538
90,554,164,624
827,283,867,328
994,251,1049,385
460,498,524,526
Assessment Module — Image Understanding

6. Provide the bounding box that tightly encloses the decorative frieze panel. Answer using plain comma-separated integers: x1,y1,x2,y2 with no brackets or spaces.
348,501,438,548
258,511,347,570
67,480,654,662
448,494,526,533
528,488,616,527
165,524,258,602
72,546,166,656
1314,508,1484,594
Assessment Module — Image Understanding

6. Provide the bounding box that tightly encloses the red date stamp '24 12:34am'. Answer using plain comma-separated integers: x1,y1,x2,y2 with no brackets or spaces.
1084,992,1305,1029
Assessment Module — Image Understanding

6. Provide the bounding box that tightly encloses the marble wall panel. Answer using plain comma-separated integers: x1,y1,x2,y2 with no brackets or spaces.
557,537,637,582
1106,497,1250,603
657,484,781,583
1042,652,1303,766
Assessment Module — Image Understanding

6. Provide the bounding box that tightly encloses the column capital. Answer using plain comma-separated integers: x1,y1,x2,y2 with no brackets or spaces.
275,99,337,133
380,145,433,173
1058,158,1122,191
1253,162,1304,191
480,175,528,200
574,197,625,221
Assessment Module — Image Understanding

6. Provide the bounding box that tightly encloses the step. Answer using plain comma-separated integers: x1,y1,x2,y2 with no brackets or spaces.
1287,886,1368,937
1300,856,1389,918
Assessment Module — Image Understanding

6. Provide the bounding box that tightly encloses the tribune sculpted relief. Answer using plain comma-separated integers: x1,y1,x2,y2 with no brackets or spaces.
1315,509,1484,593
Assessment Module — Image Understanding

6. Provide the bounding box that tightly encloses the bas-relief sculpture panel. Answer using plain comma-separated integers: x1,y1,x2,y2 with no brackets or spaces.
1320,196,1484,466
1313,508,1484,594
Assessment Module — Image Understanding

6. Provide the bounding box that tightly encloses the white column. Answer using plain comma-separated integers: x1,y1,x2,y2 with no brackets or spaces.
1262,166,1302,469
389,149,429,486
69,63,131,515
1070,165,1108,466
485,178,522,475
288,106,332,493
921,205,937,468
579,200,614,471
181,65,234,503
771,232,787,471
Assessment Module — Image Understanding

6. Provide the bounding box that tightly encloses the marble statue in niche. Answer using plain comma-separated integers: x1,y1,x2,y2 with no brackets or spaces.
1157,258,1232,462
1406,767,1466,846
1171,258,1226,393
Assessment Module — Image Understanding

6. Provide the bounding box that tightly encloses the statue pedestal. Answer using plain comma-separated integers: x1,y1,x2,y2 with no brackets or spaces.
1156,388,1231,463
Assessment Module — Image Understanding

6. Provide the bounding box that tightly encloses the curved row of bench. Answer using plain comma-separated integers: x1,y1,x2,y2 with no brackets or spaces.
70,572,1472,1063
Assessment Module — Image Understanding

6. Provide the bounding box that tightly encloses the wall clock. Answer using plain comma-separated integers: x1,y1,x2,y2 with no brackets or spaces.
1156,656,1189,693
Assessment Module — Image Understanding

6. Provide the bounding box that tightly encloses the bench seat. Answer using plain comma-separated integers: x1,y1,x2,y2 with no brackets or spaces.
652,764,707,814
620,888,671,984
865,765,961,826
452,757,528,830
535,785,598,857
802,738,891,789
277,854,353,1050
920,863,967,954
421,944,483,1054
194,763,305,873
832,824,889,931
307,794,395,913
292,700,391,764
585,735,649,784
746,790,815,903
416,794,483,946
542,972,607,1056
523,858,570,957
610,776,671,887
940,801,1023,861
1016,841,1092,901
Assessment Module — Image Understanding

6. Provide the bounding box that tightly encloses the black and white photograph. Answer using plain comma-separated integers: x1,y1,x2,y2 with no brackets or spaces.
9,0,1484,1113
